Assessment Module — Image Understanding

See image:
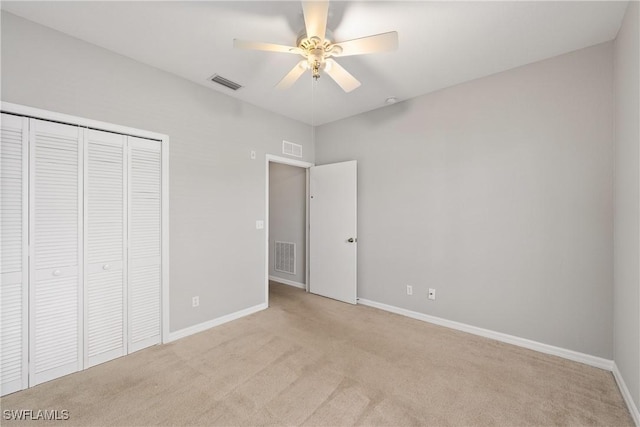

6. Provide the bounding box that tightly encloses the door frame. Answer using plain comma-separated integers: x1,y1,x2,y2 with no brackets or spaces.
265,154,314,306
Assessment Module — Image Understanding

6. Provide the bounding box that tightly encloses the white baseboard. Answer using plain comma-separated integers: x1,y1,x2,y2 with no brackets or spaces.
166,302,267,343
357,298,614,371
269,276,306,289
613,362,640,426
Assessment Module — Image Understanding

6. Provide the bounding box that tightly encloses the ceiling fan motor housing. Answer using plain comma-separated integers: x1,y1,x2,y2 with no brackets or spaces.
296,33,340,80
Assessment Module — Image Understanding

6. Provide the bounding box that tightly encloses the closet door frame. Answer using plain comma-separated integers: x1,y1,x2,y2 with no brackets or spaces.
1,102,170,347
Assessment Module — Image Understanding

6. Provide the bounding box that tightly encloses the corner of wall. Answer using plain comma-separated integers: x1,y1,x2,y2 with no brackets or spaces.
613,0,640,419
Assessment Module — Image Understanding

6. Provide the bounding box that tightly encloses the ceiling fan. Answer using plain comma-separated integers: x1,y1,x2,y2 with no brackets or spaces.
233,1,398,93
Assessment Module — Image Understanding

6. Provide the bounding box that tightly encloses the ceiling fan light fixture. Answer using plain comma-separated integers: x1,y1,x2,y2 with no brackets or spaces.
311,60,322,80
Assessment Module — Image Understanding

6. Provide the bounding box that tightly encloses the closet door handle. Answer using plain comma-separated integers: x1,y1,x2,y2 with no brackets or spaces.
52,269,61,276
103,264,111,271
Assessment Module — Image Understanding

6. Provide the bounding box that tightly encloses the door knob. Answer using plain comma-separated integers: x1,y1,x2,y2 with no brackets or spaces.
347,238,356,243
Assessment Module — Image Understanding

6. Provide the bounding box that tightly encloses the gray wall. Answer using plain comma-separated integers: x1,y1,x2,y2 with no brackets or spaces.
269,162,306,285
316,43,615,358
2,7,631,370
0,12,314,333
614,1,640,409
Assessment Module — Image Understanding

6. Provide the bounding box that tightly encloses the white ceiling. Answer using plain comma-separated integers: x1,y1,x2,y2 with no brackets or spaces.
1,1,628,125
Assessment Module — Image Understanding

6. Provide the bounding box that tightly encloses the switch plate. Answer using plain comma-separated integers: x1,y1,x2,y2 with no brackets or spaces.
256,220,264,229
428,288,436,300
406,285,413,295
250,150,256,160
192,296,199,307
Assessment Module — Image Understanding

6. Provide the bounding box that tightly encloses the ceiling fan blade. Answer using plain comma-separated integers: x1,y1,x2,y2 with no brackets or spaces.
331,31,399,57
276,61,307,89
302,1,329,41
324,59,361,93
234,39,302,55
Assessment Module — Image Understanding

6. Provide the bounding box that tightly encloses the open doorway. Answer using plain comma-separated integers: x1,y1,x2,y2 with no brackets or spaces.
269,162,306,288
265,155,358,306
265,155,313,305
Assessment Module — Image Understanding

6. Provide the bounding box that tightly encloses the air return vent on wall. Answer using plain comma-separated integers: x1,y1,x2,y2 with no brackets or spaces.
275,241,296,275
209,74,242,91
282,140,302,158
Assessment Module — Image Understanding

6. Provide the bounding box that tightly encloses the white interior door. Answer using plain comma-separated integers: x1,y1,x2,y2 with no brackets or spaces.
29,119,83,386
1,113,29,395
127,136,161,353
84,129,127,367
309,160,357,304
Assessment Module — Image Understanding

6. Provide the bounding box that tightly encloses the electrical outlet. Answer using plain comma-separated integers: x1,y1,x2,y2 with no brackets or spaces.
428,288,436,300
256,220,264,229
406,285,413,295
192,296,199,307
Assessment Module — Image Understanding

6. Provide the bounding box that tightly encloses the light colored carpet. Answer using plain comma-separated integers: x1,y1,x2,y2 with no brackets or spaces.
1,282,633,426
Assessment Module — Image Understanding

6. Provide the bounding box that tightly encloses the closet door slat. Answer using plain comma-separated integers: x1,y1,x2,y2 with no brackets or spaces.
29,119,82,387
0,113,29,396
128,137,161,352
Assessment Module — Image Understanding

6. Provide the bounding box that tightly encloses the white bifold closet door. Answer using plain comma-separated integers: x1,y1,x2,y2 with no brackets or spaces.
84,129,126,368
0,113,29,395
128,137,161,352
29,119,83,386
0,109,163,394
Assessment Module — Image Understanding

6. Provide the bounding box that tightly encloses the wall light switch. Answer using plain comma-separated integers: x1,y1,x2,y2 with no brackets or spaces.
250,150,256,160
256,220,264,229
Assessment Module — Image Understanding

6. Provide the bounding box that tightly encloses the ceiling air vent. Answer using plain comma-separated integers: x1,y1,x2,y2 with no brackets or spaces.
209,74,242,91
282,140,302,158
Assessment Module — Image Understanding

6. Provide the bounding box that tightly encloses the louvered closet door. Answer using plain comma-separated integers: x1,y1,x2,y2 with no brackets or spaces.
84,130,126,368
1,114,29,395
128,137,161,352
29,119,82,386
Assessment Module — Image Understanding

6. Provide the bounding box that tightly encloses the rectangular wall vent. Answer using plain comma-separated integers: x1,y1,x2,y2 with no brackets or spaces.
282,140,302,158
209,74,242,91
274,241,296,275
